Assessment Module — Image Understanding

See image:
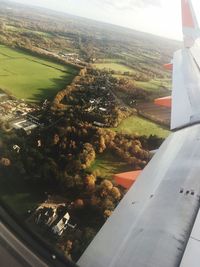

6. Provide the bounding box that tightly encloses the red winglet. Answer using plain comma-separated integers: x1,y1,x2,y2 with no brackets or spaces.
182,0,195,28
164,63,173,71
114,171,142,190
154,96,172,108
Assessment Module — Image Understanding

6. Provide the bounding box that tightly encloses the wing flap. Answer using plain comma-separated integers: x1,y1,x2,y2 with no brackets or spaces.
180,209,200,267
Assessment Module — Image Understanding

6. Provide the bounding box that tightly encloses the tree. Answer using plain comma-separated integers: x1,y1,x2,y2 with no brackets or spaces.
74,199,84,209
90,195,101,207
100,179,113,191
101,198,115,211
104,210,112,219
53,134,60,145
80,143,96,169
111,187,121,200
64,240,73,261
85,174,96,190
99,136,106,153
0,157,11,166
0,21,5,32
82,227,96,246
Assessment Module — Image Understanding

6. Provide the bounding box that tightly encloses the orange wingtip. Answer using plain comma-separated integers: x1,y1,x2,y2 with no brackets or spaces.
154,96,172,108
114,170,142,190
164,63,173,71
182,0,195,28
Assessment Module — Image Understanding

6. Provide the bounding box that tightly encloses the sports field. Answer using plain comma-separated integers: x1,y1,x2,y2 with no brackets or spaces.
0,45,78,102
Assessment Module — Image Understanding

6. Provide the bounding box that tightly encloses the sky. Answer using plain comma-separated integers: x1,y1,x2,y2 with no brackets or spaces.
9,0,200,40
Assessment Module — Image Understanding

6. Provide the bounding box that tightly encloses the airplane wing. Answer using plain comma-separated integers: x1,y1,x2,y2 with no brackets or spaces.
78,1,200,267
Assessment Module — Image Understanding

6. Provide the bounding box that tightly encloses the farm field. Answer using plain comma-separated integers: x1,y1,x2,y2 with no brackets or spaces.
95,63,171,100
136,102,171,127
0,45,78,102
135,79,171,93
94,62,135,73
112,115,170,138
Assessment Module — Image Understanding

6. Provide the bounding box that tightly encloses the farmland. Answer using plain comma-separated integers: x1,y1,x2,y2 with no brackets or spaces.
0,45,78,102
94,62,135,73
112,115,170,138
94,57,172,98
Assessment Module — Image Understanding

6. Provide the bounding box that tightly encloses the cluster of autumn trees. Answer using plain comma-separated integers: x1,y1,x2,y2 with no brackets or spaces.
116,78,151,102
0,124,126,260
52,69,132,127
0,112,164,260
52,68,87,109
58,178,122,261
0,115,153,192
0,117,154,195
19,121,151,188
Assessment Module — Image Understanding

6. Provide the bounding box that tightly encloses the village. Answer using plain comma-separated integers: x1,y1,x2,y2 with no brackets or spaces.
0,90,41,133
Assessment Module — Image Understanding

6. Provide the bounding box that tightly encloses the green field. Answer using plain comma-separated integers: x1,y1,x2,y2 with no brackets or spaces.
135,79,171,93
89,116,169,179
87,152,132,179
0,173,43,218
112,116,170,138
94,61,171,94
94,62,135,73
0,45,78,102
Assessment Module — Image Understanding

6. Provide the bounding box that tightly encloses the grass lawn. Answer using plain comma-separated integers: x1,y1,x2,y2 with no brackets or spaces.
0,173,44,218
94,62,135,73
112,115,170,138
2,192,42,218
87,152,133,179
0,45,78,102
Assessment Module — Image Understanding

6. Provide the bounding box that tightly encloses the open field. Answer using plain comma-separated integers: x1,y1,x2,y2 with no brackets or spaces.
0,45,78,102
87,152,132,179
94,62,135,73
89,115,170,179
113,76,171,94
0,174,44,218
95,62,171,97
135,79,171,93
136,102,171,127
112,115,170,138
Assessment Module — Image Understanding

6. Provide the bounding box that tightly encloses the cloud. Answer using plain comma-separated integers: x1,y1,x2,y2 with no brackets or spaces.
94,0,161,10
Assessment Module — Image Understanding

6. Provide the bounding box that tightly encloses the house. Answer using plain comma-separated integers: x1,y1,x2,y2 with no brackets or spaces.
99,107,107,112
13,145,21,153
13,119,38,133
93,121,105,127
52,212,70,236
